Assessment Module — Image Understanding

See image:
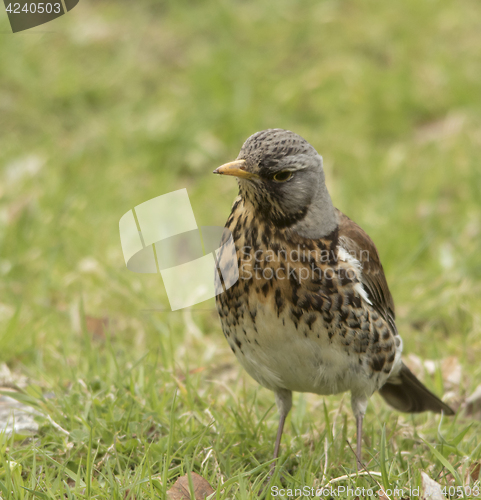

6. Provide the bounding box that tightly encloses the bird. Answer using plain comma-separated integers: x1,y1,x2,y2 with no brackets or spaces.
213,128,454,473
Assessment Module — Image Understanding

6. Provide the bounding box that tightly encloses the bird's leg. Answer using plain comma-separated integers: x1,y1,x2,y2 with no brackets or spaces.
351,394,368,472
356,413,364,471
269,389,292,477
272,413,286,462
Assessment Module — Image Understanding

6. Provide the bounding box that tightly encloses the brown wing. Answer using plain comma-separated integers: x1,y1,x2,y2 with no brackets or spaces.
337,211,455,414
337,210,397,335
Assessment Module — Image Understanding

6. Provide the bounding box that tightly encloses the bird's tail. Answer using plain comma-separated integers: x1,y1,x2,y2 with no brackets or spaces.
378,363,455,415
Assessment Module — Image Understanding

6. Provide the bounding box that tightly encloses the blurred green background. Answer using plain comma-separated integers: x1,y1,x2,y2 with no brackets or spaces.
1,0,481,497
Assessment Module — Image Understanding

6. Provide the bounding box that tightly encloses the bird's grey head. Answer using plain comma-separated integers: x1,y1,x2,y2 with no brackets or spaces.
214,129,338,238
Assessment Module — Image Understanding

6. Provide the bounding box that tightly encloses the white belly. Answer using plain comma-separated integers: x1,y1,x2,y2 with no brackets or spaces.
226,302,378,398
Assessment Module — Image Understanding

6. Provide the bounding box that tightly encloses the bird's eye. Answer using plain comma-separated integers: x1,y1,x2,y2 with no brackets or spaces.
272,170,293,182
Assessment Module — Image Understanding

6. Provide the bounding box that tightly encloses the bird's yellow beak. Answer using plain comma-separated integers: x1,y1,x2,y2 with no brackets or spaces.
213,160,259,179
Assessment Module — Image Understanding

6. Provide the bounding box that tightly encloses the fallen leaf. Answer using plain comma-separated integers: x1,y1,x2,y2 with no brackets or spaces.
467,461,480,483
85,316,110,339
421,472,447,500
377,490,390,500
167,473,215,499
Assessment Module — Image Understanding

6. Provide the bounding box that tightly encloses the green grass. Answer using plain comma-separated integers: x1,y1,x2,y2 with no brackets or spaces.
1,0,481,498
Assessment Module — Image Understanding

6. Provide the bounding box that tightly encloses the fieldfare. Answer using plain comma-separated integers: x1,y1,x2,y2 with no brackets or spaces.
213,129,454,471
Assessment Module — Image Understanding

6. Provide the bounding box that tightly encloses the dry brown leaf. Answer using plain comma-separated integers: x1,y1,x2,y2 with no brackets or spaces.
167,473,215,499
467,461,481,483
377,490,390,500
421,472,447,500
85,316,110,339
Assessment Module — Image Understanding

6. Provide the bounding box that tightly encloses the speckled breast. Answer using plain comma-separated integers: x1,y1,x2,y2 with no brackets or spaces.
215,199,398,396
